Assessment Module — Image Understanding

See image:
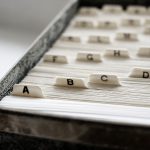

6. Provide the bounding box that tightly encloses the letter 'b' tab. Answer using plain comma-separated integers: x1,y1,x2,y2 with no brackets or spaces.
55,76,87,88
12,84,44,98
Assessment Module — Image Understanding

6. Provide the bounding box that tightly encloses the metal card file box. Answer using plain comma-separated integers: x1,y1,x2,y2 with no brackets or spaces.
0,0,150,150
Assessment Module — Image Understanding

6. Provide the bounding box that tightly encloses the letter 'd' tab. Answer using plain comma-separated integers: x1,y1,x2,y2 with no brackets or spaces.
12,84,44,98
129,68,150,78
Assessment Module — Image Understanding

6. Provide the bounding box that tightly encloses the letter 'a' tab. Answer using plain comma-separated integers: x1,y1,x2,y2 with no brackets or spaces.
43,54,68,63
89,74,120,86
129,68,150,78
12,84,44,98
55,77,87,88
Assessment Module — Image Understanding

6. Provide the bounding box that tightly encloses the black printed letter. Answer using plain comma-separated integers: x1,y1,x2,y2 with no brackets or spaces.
143,72,149,78
101,75,108,81
114,50,120,56
87,54,93,61
67,79,74,85
52,56,57,62
23,86,29,94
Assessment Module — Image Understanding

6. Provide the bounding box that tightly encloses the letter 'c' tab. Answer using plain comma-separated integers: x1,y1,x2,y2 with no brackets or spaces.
89,74,120,85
